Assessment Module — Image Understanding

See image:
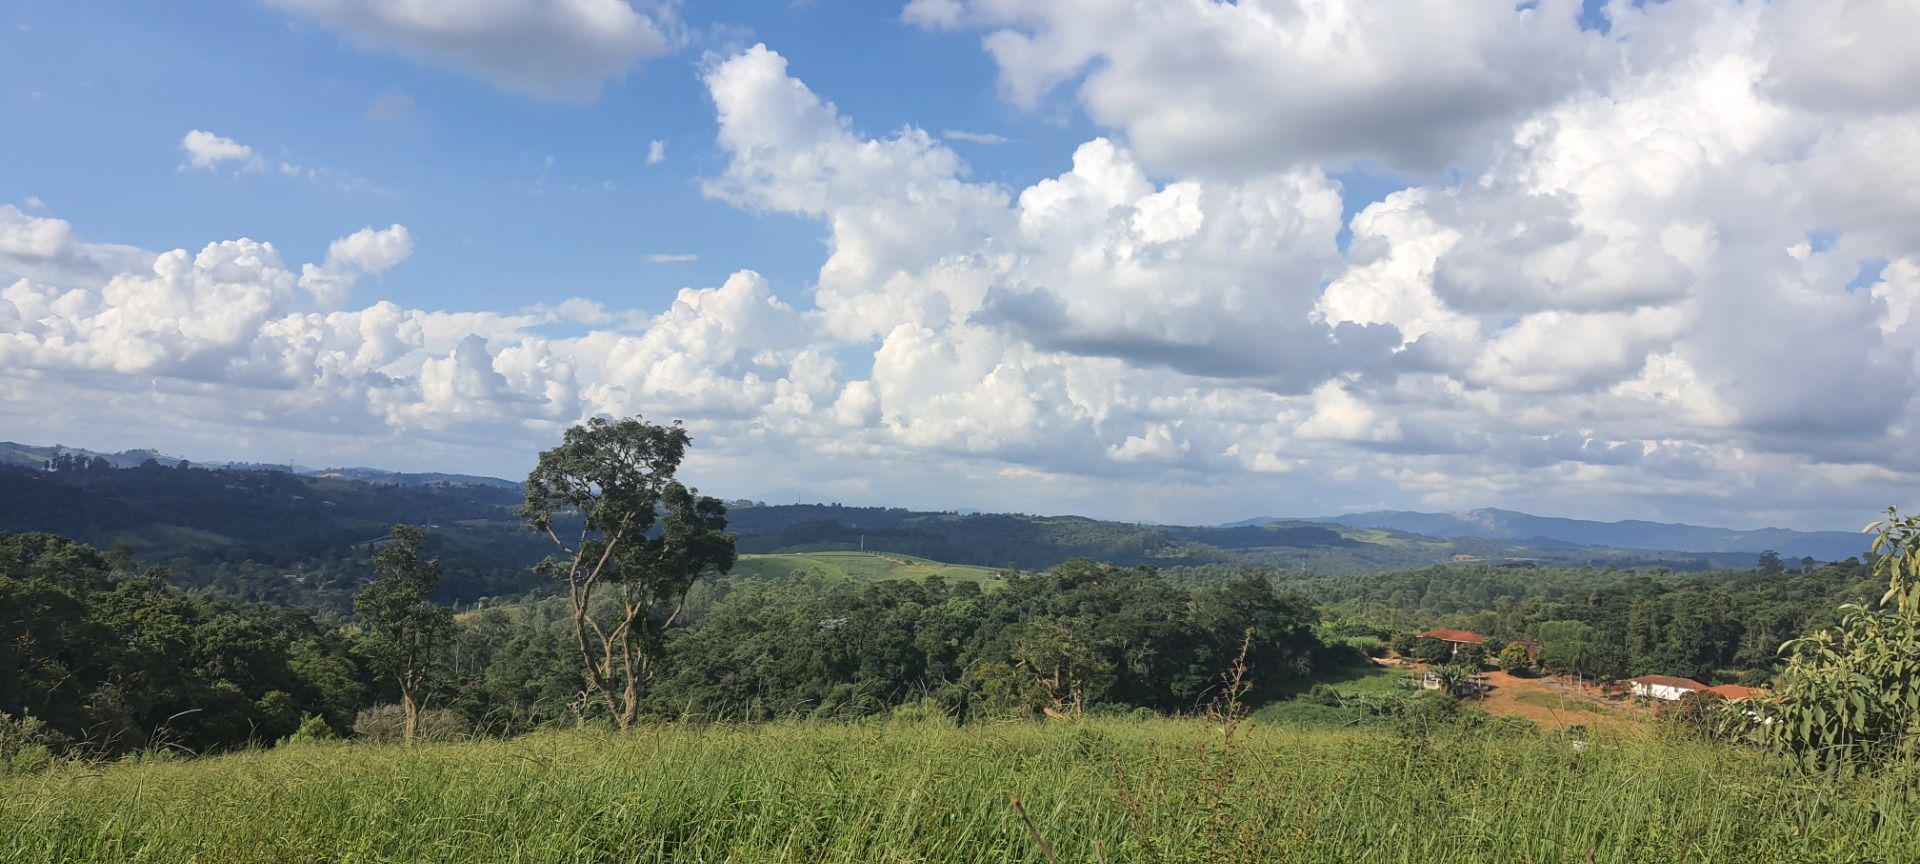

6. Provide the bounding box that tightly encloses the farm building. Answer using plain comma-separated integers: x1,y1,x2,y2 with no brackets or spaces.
1418,628,1486,657
1628,675,1708,702
1705,684,1768,700
1420,670,1491,696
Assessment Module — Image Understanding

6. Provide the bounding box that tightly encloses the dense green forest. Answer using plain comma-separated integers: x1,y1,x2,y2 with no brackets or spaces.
1150,558,1879,685
1,521,1887,757
0,529,1340,753
0,533,363,753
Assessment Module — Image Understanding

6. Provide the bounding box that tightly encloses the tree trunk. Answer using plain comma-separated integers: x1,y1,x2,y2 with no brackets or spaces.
402,689,419,745
618,675,639,730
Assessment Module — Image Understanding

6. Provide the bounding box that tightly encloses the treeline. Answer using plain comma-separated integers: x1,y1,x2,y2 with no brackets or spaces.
1171,560,1880,684
646,562,1330,721
1,530,1344,754
426,561,1341,731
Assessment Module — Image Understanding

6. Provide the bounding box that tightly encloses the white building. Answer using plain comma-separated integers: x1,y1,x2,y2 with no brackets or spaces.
1628,675,1707,702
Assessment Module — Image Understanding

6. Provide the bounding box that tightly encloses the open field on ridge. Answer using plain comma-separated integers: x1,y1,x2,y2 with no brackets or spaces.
731,551,1002,586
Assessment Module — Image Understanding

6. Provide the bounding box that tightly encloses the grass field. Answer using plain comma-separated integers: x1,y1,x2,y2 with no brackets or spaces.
731,551,1001,586
1513,689,1609,714
4,718,1912,863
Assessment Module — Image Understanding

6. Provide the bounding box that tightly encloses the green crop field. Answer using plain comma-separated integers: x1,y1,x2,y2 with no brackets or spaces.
731,551,1002,586
3,718,1912,863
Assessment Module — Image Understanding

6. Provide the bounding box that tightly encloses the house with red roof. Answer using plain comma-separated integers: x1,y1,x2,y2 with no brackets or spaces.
1629,675,1708,702
1417,628,1486,658
1705,684,1768,700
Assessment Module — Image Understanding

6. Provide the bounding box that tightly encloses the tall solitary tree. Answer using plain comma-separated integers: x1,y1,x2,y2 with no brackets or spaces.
520,416,736,729
354,524,452,744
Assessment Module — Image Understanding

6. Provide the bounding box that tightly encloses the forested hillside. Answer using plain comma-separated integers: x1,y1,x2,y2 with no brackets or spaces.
0,460,1741,612
721,502,1731,574
1171,558,1881,685
1290,507,1865,561
0,529,1337,752
0,461,547,608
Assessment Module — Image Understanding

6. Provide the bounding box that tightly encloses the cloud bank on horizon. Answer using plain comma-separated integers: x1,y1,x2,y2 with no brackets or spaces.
4,0,1920,529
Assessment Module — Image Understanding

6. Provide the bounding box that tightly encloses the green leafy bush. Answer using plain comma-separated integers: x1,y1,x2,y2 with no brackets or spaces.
0,713,60,776
277,714,336,748
1745,508,1920,773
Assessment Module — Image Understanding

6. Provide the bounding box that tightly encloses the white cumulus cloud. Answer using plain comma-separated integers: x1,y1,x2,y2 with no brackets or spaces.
262,0,672,101
180,130,262,172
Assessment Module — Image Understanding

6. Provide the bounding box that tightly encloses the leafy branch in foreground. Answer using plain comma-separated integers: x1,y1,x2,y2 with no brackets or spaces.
1743,506,1920,772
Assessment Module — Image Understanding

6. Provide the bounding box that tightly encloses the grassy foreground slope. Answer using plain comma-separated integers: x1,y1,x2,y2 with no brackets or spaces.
4,720,1910,863
732,551,1000,585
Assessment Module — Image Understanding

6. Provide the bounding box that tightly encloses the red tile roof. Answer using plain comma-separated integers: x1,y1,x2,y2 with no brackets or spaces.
1629,675,1707,691
1706,684,1768,700
1419,628,1486,644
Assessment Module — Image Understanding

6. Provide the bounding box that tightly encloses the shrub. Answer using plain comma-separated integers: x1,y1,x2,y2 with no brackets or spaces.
278,713,337,748
1304,684,1343,707
1252,700,1369,727
1668,690,1725,737
1751,509,1920,772
0,713,64,777
354,705,470,744
1408,637,1453,665
888,697,956,727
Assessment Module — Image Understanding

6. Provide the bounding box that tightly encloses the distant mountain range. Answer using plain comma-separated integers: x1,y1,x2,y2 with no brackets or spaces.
0,441,189,471
305,467,520,490
0,442,519,490
1230,508,1867,562
2,440,1868,566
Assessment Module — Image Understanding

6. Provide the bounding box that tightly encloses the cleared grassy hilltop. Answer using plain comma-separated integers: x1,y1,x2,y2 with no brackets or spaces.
3,719,1910,863
731,551,1003,585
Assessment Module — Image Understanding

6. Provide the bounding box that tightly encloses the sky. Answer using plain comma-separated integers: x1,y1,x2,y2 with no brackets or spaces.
2,0,1919,531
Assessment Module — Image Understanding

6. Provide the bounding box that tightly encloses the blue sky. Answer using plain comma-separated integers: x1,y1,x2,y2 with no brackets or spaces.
2,2,1092,316
2,0,1918,531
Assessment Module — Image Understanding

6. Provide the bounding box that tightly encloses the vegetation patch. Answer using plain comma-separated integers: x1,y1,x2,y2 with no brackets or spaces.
732,551,1001,586
1512,689,1607,714
4,720,1912,864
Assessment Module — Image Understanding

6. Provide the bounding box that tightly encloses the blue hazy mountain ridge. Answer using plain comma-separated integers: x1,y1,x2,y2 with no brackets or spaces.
306,467,522,490
0,441,518,489
1230,508,1867,561
3,440,1861,561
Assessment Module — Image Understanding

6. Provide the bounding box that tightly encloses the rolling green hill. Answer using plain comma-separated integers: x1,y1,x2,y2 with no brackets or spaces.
731,551,1002,585
0,460,1742,614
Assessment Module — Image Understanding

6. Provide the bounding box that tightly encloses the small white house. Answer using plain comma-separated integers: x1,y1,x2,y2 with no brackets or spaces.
1420,670,1491,695
1628,675,1707,702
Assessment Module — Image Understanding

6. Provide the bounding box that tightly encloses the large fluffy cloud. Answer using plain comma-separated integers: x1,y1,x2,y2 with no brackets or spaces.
681,6,1920,525
904,0,1608,175
262,0,672,100
10,0,1920,528
0,214,831,464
